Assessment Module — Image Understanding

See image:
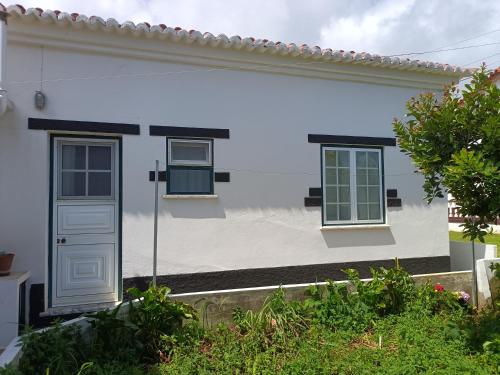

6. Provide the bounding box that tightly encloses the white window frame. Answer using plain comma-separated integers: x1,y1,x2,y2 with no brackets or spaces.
168,138,212,166
322,146,384,226
57,140,116,200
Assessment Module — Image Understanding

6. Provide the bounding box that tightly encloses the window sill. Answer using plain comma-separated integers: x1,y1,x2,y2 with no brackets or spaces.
162,194,218,199
320,224,390,231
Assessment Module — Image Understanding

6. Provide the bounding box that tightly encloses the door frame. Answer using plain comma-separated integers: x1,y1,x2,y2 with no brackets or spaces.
48,134,123,309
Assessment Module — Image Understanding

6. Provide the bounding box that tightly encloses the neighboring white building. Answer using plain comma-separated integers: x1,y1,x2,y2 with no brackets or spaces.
0,4,472,323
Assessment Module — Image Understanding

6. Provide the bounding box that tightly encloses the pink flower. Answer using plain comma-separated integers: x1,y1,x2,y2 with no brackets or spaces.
459,291,470,303
434,283,444,293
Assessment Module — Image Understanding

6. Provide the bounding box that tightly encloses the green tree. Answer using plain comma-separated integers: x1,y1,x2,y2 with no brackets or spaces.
393,66,499,241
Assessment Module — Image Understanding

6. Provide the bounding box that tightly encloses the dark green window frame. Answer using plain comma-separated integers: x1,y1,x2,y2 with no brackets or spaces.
166,138,214,195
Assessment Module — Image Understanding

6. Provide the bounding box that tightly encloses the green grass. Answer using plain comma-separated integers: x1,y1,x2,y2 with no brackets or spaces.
449,231,500,256
158,311,497,375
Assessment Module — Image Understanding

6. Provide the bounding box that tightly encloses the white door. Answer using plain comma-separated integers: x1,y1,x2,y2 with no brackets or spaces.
51,137,119,308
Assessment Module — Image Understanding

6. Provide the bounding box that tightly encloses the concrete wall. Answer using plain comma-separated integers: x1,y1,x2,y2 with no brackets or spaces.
0,20,451,291
477,258,499,310
172,270,473,325
450,241,497,271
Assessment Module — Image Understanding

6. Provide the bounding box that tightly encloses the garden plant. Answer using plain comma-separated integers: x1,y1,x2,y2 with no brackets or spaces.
0,261,498,374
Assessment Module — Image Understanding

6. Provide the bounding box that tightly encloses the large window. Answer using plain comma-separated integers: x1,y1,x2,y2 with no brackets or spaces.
322,147,384,225
167,139,213,194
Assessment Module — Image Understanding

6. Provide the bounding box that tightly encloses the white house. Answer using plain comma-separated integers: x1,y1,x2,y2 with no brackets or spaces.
0,4,471,325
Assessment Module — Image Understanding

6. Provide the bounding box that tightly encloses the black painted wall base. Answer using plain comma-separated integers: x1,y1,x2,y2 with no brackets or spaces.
28,284,82,328
123,256,450,296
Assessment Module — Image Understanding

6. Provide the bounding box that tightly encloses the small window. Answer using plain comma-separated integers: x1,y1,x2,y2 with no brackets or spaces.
167,139,213,194
322,147,384,225
58,142,114,199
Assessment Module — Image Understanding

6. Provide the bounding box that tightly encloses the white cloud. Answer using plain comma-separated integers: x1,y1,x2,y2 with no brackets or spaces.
14,0,500,68
319,0,415,53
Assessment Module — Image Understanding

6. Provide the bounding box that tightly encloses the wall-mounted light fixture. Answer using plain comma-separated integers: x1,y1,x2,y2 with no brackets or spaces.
34,91,46,110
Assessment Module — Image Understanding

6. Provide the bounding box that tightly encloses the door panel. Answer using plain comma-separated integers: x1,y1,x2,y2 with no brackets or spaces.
57,244,115,298
57,204,115,235
51,138,119,308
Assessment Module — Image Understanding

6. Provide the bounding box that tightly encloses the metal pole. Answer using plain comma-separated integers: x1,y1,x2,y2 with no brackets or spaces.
471,239,478,308
153,160,159,286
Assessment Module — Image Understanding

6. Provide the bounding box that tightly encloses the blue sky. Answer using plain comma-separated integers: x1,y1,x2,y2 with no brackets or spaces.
15,0,500,69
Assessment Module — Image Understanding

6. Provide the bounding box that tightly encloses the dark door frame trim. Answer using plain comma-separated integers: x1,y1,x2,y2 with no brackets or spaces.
48,134,123,308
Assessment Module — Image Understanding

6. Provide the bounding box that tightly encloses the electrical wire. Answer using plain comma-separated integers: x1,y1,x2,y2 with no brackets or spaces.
387,41,500,58
463,51,500,67
436,27,500,50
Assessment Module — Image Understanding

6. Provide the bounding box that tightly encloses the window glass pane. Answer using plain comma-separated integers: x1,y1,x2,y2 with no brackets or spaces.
326,204,338,221
357,203,369,220
325,169,337,185
325,187,337,203
369,203,381,220
324,151,336,167
88,146,111,170
356,152,367,168
324,148,381,224
170,168,211,193
368,169,379,185
62,145,85,170
367,152,379,168
61,171,86,196
368,186,380,203
356,169,367,185
171,142,209,163
339,204,351,220
357,186,368,203
88,172,112,196
338,151,349,167
338,169,350,185
338,187,350,203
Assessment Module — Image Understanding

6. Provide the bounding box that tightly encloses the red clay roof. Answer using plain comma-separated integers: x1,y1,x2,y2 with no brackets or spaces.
1,3,473,76
489,67,500,82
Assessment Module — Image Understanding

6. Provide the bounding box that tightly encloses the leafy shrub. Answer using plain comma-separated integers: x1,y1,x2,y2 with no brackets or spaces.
411,282,466,316
344,259,416,316
85,304,142,364
232,288,308,348
127,285,198,362
304,281,375,333
17,321,86,375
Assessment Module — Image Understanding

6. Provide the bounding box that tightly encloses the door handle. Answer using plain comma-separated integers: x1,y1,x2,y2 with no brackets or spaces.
56,239,60,244
61,238,66,244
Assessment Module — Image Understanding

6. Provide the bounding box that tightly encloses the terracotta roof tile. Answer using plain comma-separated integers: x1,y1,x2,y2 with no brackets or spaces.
2,3,473,76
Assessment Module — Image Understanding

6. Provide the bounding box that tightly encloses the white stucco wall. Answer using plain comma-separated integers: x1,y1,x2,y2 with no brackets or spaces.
0,21,452,285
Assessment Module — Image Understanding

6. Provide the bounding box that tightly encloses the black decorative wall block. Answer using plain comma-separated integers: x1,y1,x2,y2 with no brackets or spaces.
305,197,322,207
308,134,396,146
150,125,229,139
386,188,402,207
309,187,322,197
29,118,140,135
149,171,167,182
387,198,402,207
386,189,398,198
215,172,230,182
